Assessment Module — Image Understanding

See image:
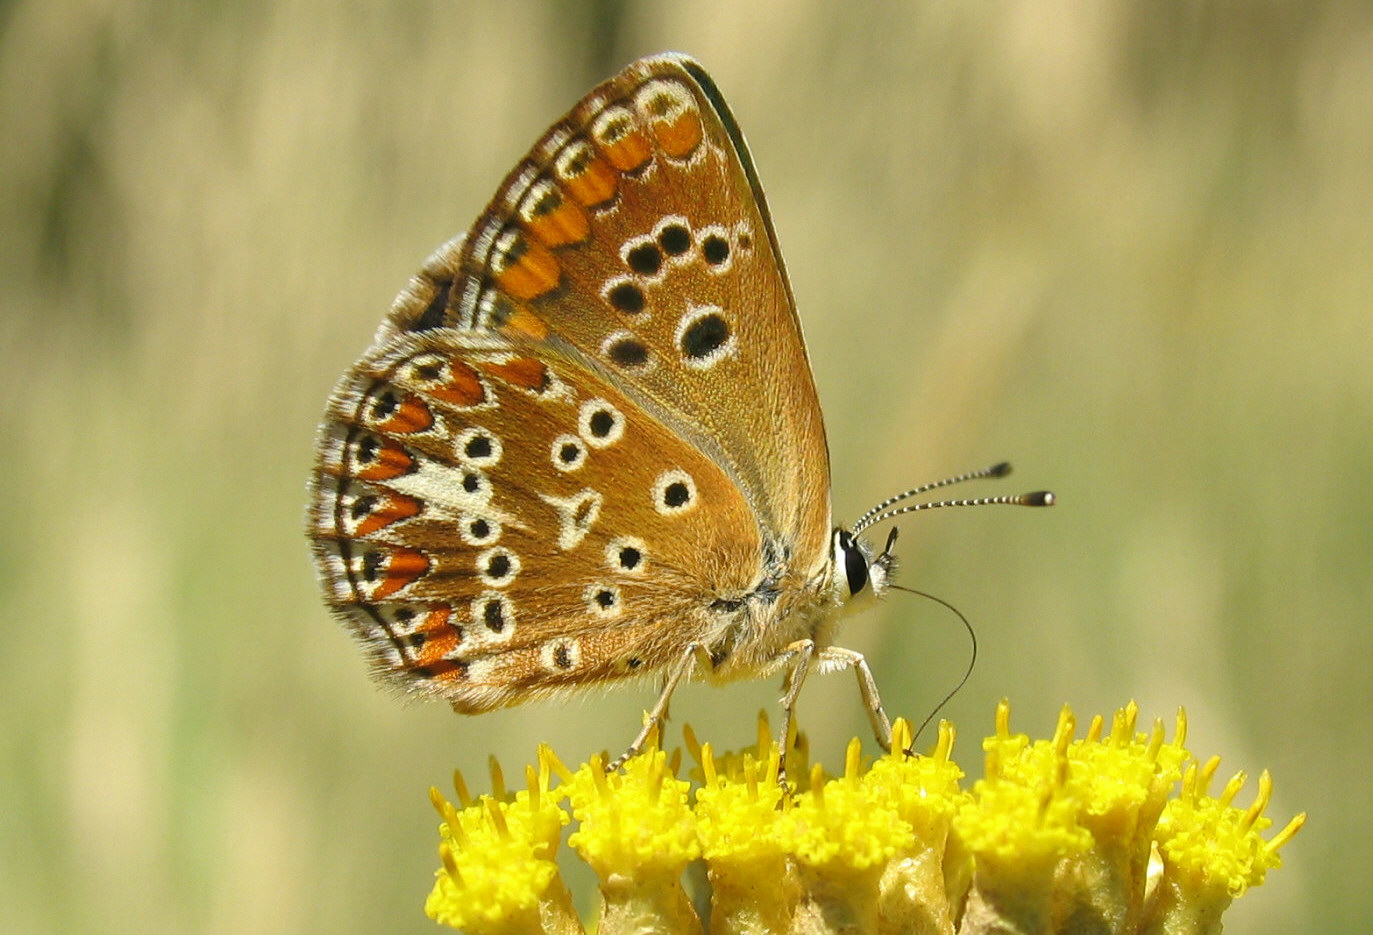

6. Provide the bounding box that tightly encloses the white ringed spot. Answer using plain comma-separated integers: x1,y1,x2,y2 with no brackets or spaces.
489,227,526,277
455,426,502,467
675,304,736,370
697,223,735,272
606,536,647,576
516,177,562,224
470,592,515,643
404,353,449,386
652,469,698,516
541,637,582,672
550,434,587,472
476,547,521,587
603,277,648,316
455,467,491,500
578,399,625,448
583,582,623,619
634,80,695,125
591,105,637,150
652,215,693,261
600,330,653,372
459,514,501,546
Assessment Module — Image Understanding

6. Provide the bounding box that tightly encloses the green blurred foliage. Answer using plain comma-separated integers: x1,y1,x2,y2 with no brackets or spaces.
2,2,1363,931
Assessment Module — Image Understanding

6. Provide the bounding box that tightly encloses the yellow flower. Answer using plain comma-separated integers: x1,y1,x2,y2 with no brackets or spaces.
423,702,1302,934
560,744,702,933
1148,759,1305,931
425,749,579,935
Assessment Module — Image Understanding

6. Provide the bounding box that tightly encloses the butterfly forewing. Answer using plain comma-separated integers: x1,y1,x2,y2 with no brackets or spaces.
451,54,830,576
310,54,838,712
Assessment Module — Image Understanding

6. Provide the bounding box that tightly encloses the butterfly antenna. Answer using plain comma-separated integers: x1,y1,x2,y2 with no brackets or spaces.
888,583,977,747
851,462,1053,537
851,461,1013,532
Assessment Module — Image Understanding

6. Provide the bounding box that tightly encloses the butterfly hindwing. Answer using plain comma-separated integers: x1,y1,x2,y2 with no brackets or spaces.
311,316,767,708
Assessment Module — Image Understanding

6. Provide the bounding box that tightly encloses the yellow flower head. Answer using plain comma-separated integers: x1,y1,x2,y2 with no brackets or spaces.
562,742,700,878
422,702,1302,934
1155,760,1306,900
425,749,578,935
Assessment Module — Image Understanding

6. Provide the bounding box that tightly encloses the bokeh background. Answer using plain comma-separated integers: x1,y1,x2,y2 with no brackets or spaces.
3,1,1365,931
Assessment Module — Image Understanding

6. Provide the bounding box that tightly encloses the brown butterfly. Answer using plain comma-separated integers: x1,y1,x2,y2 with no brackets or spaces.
307,53,1051,768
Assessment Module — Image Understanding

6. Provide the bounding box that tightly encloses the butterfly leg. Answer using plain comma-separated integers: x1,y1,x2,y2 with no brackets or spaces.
774,641,898,786
816,646,894,753
776,639,817,785
606,642,711,772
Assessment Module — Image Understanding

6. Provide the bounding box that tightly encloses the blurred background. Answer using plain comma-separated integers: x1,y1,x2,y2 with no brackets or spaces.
2,1,1365,931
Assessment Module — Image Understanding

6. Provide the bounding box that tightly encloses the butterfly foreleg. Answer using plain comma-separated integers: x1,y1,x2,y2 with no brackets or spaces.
606,641,713,773
774,640,897,787
816,645,894,754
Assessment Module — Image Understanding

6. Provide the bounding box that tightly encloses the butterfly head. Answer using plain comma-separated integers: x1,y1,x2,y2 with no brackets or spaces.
830,526,899,616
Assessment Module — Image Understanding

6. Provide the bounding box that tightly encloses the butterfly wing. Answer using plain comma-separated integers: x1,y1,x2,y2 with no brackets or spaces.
309,55,833,710
311,307,763,709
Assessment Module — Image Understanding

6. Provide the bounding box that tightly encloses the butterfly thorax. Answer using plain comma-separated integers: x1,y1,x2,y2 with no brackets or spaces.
699,525,893,682
691,547,828,681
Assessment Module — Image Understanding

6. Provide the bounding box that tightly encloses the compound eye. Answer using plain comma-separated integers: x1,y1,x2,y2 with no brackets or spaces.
837,530,869,596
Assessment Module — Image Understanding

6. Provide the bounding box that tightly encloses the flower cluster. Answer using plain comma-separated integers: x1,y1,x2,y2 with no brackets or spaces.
425,701,1303,934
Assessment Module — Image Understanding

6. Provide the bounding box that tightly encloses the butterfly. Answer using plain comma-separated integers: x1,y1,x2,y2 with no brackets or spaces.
307,52,1051,768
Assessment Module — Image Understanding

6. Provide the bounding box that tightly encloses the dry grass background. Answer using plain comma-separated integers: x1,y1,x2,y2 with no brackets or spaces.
2,2,1366,932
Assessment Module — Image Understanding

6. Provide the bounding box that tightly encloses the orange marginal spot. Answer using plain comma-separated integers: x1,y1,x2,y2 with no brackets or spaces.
561,151,618,207
421,601,453,631
426,359,485,407
496,236,562,301
416,639,458,667
354,437,414,481
419,658,470,682
373,547,430,600
481,356,549,391
355,491,423,537
415,605,459,664
652,109,704,159
524,196,590,248
499,306,550,341
374,392,433,435
598,126,653,172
